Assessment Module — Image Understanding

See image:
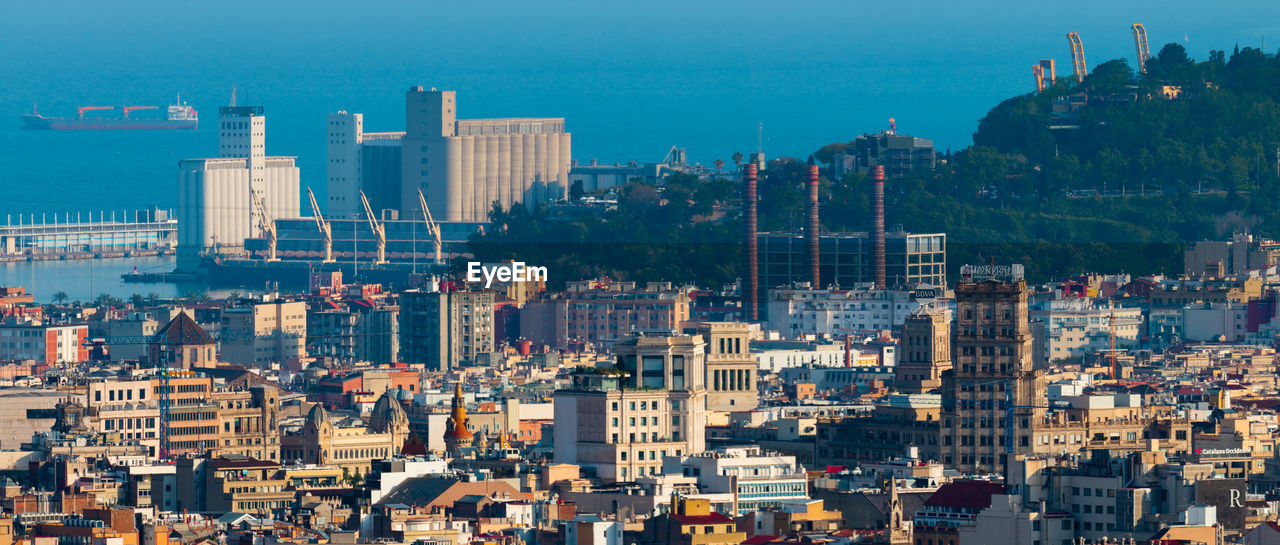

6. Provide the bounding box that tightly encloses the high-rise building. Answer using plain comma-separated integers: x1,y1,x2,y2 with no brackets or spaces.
177,104,301,270
553,332,707,482
401,87,571,222
894,307,952,394
940,265,1046,474
697,322,758,412
399,288,494,370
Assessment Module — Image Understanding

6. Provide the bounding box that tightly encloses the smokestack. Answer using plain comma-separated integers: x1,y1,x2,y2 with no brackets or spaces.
806,155,820,288
743,163,759,321
872,165,886,289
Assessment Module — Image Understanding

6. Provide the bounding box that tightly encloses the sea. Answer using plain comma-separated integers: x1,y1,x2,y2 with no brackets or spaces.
1,0,1277,302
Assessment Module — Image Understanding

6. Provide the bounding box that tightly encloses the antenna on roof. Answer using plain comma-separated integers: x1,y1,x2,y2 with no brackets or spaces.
230,86,237,107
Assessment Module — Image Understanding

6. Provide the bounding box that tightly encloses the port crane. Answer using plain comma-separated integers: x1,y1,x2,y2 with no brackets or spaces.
305,187,334,263
1132,23,1151,74
78,106,113,118
1033,64,1046,92
359,189,387,265
123,106,159,118
251,192,279,262
417,188,444,265
1067,32,1088,83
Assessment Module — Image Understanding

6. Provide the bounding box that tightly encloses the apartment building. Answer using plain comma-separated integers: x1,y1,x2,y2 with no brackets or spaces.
554,332,707,482
220,297,308,368
520,279,692,349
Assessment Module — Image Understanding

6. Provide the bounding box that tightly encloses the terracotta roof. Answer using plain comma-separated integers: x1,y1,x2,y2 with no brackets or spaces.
154,312,215,346
924,480,1005,509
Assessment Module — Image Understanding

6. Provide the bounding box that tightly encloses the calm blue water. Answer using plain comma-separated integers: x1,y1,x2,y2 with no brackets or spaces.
0,256,247,303
1,1,1278,298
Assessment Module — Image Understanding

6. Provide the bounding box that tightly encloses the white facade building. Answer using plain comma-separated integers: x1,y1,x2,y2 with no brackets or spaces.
1031,298,1142,362
1183,302,1248,342
326,111,406,217
177,105,300,269
767,285,919,338
402,87,571,223
663,446,808,515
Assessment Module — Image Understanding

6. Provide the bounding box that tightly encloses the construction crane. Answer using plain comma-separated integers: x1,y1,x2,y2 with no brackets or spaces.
157,346,171,460
417,188,444,265
359,189,387,265
251,191,279,262
1033,65,1046,92
1067,32,1088,83
78,106,113,117
1132,23,1151,74
1109,300,1120,380
306,187,334,263
123,106,159,118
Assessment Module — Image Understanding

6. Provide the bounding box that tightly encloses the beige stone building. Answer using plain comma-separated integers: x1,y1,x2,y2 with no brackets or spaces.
282,391,410,477
941,267,1046,473
895,307,952,394
554,332,707,482
219,297,307,368
698,322,757,412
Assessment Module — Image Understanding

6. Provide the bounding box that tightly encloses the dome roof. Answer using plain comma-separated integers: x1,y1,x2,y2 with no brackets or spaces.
306,403,331,425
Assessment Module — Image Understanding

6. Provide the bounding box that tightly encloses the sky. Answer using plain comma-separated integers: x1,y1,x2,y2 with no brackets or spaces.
1,0,1279,215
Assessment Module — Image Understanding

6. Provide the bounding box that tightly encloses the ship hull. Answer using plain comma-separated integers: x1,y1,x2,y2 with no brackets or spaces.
21,115,197,131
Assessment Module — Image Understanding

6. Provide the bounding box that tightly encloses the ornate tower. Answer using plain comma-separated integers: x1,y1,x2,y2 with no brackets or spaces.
443,382,474,456
883,477,912,545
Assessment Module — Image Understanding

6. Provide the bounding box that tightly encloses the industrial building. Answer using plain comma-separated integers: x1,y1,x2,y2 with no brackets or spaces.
177,104,301,270
325,111,405,217
327,88,571,224
756,231,946,318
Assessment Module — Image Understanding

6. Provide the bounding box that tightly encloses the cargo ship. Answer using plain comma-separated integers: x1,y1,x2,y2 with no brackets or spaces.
20,98,198,130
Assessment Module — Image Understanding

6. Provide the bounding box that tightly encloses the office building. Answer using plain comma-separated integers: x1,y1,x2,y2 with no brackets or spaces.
894,306,952,394
832,130,935,180
553,332,707,482
757,232,945,319
940,265,1047,474
399,87,572,223
177,104,301,269
399,288,493,370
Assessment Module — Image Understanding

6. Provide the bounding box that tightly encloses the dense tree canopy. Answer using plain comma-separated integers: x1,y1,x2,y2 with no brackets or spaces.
469,43,1280,286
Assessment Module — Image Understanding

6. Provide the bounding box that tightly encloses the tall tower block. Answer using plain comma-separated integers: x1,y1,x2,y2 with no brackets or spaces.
743,163,759,321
